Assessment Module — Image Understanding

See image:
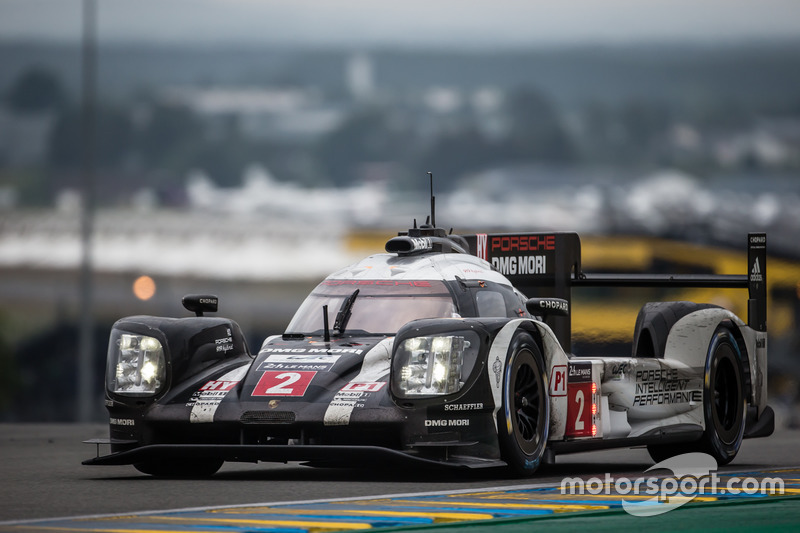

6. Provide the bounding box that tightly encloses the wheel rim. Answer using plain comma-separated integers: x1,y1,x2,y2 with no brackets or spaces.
512,350,544,453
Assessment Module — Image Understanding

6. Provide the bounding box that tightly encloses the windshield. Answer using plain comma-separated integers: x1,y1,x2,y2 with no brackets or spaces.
286,280,458,336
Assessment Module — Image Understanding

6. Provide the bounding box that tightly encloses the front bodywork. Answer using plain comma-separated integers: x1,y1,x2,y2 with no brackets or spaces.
93,318,525,469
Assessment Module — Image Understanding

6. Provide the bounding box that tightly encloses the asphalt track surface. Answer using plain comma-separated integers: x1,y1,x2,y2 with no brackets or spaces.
1,424,798,530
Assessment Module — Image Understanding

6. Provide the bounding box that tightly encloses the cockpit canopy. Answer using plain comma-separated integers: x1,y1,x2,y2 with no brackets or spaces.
285,278,527,337
286,280,457,337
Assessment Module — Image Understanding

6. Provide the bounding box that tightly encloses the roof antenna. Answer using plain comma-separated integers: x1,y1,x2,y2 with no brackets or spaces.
427,171,436,228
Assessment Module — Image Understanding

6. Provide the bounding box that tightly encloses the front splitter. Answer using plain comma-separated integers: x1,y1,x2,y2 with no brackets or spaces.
83,442,506,469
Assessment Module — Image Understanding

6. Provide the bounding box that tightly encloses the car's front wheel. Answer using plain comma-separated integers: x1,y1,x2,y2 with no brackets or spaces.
497,331,549,476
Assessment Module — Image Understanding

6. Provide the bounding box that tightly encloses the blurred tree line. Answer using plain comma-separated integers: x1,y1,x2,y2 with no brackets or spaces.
2,57,799,207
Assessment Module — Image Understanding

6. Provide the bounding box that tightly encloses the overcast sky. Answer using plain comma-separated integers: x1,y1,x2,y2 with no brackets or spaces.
1,0,800,48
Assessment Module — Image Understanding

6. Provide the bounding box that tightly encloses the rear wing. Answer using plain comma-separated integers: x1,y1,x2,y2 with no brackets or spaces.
462,232,767,351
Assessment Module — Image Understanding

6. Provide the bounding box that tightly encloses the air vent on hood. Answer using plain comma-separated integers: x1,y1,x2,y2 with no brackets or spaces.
240,411,296,424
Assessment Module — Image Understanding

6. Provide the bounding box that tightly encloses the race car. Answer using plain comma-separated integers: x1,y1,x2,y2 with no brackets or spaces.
84,213,774,477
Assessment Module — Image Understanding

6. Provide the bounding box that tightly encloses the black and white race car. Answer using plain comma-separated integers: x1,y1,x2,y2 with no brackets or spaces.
85,214,774,477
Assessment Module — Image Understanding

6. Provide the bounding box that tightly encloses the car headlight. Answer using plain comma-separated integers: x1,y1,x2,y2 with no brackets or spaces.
106,330,167,396
392,331,480,397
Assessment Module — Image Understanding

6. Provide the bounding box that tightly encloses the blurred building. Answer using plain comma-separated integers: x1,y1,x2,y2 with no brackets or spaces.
159,86,346,144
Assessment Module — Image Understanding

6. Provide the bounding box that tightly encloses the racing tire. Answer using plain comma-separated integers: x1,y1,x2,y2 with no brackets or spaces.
698,326,746,464
647,326,746,465
497,331,549,476
133,458,224,478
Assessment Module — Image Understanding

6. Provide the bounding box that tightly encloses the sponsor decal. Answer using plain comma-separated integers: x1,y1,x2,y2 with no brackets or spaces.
425,419,470,427
342,381,386,392
534,298,568,313
262,348,360,357
750,257,763,283
187,388,235,409
490,234,555,253
549,365,567,396
409,237,433,251
324,382,386,425
215,335,234,353
477,234,556,276
188,365,248,423
477,233,488,260
632,368,701,406
324,338,392,426
568,362,592,383
259,361,333,372
327,390,366,412
110,417,135,426
252,371,316,397
325,382,387,426
756,337,766,349
491,255,547,276
444,402,484,411
610,362,631,376
492,356,502,387
199,380,238,392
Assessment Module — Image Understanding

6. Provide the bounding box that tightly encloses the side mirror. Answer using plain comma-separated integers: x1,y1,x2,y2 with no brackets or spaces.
182,294,218,317
526,297,569,317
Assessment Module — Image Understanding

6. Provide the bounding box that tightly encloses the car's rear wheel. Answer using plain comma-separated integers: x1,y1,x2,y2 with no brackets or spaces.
498,331,549,476
647,325,746,465
699,326,746,464
133,458,223,478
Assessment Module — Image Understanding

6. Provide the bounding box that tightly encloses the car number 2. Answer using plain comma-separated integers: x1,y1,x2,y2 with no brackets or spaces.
252,371,317,397
566,382,593,437
574,389,585,431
